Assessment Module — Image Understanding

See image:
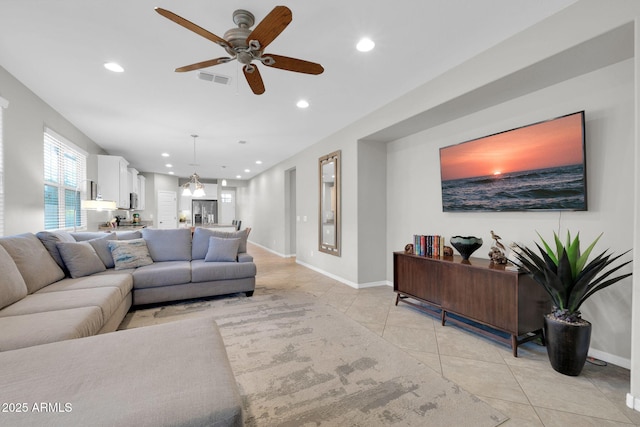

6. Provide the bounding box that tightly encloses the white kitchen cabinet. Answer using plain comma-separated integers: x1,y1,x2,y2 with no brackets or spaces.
137,175,146,210
97,155,130,209
128,168,139,195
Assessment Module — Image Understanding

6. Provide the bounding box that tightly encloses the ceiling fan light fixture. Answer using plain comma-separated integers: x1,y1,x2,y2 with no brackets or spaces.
356,38,375,52
156,6,324,95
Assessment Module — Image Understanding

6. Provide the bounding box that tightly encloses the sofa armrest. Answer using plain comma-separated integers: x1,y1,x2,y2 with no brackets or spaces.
238,253,253,263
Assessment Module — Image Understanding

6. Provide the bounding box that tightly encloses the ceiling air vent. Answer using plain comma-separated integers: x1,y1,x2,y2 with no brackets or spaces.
197,71,231,85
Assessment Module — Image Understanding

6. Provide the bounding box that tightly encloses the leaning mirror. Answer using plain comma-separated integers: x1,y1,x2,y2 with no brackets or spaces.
319,150,341,256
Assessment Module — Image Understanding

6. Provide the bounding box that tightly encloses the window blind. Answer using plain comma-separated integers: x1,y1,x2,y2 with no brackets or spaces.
0,96,6,236
43,128,87,230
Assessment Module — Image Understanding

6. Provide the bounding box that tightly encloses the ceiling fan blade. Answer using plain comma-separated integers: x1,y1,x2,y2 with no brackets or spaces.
262,54,324,75
175,57,233,73
155,7,230,49
243,65,265,95
247,6,292,50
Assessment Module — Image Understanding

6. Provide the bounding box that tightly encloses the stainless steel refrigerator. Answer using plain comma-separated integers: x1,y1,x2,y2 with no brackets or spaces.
192,199,217,225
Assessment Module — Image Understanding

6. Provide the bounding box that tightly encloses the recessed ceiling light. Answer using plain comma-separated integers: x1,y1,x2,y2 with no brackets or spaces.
161,153,170,157
244,169,250,173
236,175,242,179
168,171,175,175
356,38,375,52
296,99,309,109
255,160,262,164
104,62,124,73
165,164,173,168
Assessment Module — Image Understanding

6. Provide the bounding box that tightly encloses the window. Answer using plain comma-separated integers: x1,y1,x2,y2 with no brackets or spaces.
0,96,7,236
221,193,233,203
43,128,87,230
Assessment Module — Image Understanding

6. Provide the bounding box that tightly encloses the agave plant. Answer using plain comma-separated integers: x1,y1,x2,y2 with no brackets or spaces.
513,231,632,323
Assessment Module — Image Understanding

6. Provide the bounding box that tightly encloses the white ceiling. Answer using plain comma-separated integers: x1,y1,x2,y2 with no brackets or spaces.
0,0,576,181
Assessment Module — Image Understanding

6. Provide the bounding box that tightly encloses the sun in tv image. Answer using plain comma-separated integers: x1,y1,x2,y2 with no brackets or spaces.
439,111,587,211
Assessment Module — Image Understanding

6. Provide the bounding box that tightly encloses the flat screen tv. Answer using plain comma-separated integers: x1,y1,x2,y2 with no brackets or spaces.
439,111,587,212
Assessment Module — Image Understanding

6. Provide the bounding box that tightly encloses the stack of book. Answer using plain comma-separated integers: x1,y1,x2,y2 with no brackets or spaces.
413,235,445,257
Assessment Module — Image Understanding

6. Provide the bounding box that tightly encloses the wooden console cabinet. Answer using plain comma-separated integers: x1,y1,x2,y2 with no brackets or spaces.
393,251,551,356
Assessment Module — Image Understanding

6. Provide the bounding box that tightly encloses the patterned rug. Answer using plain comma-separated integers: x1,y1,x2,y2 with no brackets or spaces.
120,291,507,426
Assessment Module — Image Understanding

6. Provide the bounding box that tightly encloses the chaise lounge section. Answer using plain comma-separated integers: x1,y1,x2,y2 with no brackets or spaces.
0,316,244,426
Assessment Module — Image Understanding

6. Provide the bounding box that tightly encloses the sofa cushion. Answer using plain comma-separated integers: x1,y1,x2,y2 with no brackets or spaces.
38,273,133,300
0,287,123,322
192,228,249,259
116,230,142,240
0,317,244,426
191,259,256,283
56,241,107,278
36,230,75,274
237,253,254,263
87,234,117,268
0,233,65,293
132,261,191,289
0,245,28,310
108,239,153,270
141,228,192,261
71,231,111,241
0,307,103,352
205,237,240,262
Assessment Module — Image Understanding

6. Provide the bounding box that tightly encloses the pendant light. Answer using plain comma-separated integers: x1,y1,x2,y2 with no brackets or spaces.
182,134,206,197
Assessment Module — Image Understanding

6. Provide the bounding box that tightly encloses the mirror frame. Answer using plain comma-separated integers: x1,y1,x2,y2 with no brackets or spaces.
318,150,341,256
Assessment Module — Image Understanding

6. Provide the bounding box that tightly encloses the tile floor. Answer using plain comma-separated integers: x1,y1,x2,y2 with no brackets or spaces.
250,243,640,426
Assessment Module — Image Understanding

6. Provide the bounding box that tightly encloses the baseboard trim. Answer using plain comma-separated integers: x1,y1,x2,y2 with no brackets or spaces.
247,240,288,258
247,241,391,288
295,260,390,289
626,393,640,412
587,348,631,370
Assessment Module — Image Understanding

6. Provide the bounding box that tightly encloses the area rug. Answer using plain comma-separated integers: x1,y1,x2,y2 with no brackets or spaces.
120,291,507,426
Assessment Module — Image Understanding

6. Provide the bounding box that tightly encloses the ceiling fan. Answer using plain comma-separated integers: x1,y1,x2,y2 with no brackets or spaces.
155,5,324,95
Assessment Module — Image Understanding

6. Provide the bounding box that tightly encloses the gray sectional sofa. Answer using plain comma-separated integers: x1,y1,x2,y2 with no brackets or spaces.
0,226,256,352
0,226,253,425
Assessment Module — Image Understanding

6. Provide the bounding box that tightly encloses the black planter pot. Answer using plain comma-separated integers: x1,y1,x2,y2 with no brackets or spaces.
543,315,592,376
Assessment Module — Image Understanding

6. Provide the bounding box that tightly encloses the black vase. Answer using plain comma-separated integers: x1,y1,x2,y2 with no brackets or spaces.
450,236,483,260
543,315,592,376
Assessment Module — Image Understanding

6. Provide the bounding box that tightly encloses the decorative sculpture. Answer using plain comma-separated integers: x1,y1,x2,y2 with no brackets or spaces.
488,230,508,264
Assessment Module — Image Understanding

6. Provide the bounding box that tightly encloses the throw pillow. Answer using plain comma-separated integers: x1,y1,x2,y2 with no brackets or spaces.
87,234,117,269
35,230,75,274
0,245,28,309
192,228,249,259
204,237,240,262
56,241,107,278
108,238,153,270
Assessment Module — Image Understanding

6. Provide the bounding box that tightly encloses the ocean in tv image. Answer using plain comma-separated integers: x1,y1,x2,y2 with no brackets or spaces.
441,163,586,211
439,111,587,212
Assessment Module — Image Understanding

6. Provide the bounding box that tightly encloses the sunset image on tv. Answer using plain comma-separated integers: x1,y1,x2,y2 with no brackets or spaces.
440,111,586,211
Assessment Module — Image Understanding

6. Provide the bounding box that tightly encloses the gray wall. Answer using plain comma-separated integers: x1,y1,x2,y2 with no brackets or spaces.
386,58,634,365
140,172,179,228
